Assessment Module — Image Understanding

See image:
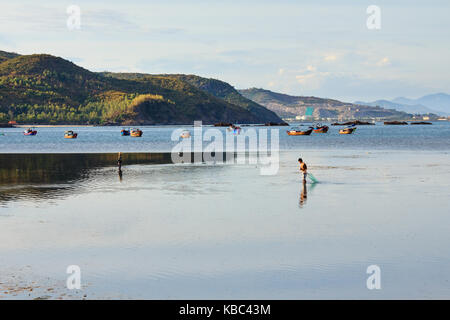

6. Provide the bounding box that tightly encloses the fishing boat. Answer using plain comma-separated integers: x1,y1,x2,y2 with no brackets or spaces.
23,128,37,136
287,127,313,136
180,130,191,138
313,123,329,133
339,126,357,134
121,129,130,136
64,130,78,139
130,128,143,137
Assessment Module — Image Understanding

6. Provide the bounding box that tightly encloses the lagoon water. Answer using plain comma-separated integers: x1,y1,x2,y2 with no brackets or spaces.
0,122,450,152
0,123,449,299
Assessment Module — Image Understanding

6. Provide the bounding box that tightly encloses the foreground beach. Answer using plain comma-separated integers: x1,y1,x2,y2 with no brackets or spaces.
1,148,449,299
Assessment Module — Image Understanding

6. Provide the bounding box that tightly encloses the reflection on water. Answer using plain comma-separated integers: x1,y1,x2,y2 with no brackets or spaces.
0,153,170,205
0,153,174,184
299,181,307,208
298,181,318,209
0,152,236,205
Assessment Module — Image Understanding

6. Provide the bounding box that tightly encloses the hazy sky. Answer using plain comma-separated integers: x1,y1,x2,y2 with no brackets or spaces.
1,0,449,102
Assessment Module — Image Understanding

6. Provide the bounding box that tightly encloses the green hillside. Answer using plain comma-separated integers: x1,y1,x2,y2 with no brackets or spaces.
102,73,282,123
0,52,278,125
0,50,20,63
165,75,282,123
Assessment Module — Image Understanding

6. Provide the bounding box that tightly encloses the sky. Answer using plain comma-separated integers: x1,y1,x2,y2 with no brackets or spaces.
0,0,449,102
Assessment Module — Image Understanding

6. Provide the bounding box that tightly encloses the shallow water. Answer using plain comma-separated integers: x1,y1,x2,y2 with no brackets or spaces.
0,149,449,299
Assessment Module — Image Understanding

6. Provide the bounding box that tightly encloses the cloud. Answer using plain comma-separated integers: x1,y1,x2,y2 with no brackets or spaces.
295,71,331,90
376,57,390,67
295,73,315,83
324,54,337,62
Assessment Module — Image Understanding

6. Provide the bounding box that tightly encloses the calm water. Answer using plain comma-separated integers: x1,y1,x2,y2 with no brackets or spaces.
1,122,450,152
0,123,449,299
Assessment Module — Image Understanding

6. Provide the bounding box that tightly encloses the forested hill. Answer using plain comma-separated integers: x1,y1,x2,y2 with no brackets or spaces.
0,50,20,63
101,73,282,123
0,52,282,125
158,74,282,123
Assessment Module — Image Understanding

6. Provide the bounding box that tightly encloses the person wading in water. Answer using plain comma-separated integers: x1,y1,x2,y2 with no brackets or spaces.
117,152,123,182
298,158,307,183
117,152,123,170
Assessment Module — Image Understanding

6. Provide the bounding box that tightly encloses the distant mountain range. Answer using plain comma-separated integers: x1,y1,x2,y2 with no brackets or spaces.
355,93,450,116
0,50,282,125
239,88,411,120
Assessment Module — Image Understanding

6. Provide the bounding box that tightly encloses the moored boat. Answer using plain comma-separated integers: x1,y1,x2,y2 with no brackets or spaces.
130,128,143,137
313,123,329,133
287,127,313,136
23,128,37,136
121,129,130,136
64,130,78,139
339,127,357,134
